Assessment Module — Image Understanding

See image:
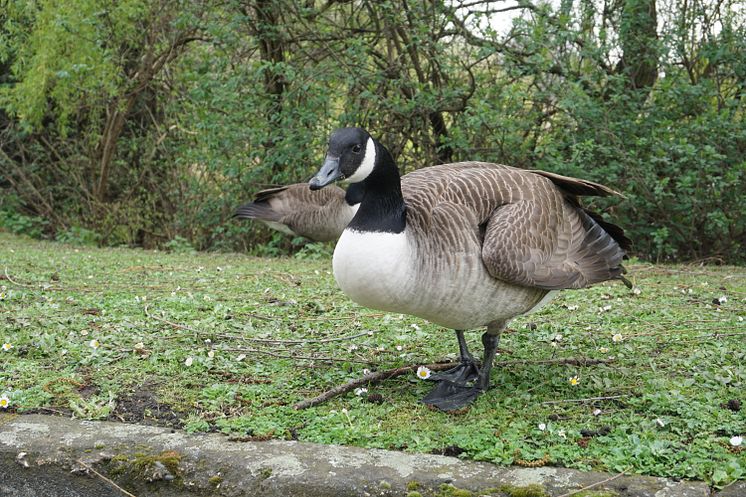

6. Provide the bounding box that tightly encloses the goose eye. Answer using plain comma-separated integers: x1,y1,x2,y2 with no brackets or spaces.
352,144,362,154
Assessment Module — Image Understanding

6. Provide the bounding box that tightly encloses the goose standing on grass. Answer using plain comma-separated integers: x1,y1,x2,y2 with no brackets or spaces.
234,183,363,242
310,127,631,411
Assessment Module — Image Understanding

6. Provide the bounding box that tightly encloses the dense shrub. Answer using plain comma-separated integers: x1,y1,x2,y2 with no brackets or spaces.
1,0,743,262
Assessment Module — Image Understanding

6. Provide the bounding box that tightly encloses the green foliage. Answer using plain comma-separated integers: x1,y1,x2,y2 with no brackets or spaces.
0,0,744,261
164,236,196,254
0,0,141,132
0,208,47,238
56,226,101,246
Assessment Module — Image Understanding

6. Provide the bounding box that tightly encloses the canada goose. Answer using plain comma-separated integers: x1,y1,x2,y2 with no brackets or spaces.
234,183,363,242
310,127,631,411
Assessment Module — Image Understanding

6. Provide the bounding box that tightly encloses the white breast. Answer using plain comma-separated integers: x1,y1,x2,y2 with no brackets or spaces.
333,227,550,330
333,229,414,312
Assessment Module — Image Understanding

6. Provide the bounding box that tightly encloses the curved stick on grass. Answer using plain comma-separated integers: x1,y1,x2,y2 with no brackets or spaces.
144,305,195,331
76,459,138,497
143,306,375,364
218,330,375,344
293,357,613,410
3,267,34,288
146,305,377,344
556,470,627,497
541,394,627,405
294,361,460,410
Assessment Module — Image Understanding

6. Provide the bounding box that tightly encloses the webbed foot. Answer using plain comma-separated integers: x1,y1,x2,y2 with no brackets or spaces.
420,380,484,411
429,360,480,384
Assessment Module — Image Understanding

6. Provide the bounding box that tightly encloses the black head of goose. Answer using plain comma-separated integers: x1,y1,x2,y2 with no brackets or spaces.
310,127,631,411
234,182,363,242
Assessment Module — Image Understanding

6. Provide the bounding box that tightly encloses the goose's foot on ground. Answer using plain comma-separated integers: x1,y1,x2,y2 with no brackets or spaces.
420,380,484,411
429,360,480,384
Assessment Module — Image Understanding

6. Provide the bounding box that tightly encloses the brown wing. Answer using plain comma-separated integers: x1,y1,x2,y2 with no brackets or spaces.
402,162,628,290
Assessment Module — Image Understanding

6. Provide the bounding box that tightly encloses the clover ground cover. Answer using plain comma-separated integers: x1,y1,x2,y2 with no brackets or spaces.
0,232,744,487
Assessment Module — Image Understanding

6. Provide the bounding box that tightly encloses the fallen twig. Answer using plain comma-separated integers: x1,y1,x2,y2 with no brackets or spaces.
76,459,137,497
237,312,275,321
541,394,627,405
294,357,613,410
294,361,459,409
556,470,627,497
144,305,194,331
218,330,375,344
222,346,375,364
146,305,378,347
3,267,34,287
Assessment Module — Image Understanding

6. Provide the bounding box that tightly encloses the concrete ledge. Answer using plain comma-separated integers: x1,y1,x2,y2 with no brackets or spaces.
0,413,717,496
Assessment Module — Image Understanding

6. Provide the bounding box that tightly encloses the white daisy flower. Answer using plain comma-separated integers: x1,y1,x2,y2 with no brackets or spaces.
416,366,431,380
354,388,368,396
538,423,546,431
633,287,642,295
184,356,194,367
0,394,9,409
2,342,13,351
718,295,728,304
88,339,100,349
612,333,623,343
730,436,743,447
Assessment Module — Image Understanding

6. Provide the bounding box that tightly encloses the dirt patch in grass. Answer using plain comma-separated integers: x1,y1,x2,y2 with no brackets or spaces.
111,384,184,428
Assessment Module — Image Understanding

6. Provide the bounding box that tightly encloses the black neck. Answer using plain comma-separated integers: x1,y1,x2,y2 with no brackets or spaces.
347,140,406,233
344,182,364,206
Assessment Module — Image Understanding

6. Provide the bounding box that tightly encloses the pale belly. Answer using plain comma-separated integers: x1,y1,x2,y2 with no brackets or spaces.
333,229,552,330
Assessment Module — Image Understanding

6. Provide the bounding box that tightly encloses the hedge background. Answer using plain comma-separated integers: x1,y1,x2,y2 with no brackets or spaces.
1,0,744,261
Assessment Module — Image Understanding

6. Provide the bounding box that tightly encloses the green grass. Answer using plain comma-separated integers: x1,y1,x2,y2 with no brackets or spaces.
0,232,744,487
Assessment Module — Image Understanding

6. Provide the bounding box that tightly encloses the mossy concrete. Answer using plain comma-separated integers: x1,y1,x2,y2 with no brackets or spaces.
0,414,720,497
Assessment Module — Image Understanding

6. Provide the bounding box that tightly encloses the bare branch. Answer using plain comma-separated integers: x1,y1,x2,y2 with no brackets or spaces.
294,357,614,409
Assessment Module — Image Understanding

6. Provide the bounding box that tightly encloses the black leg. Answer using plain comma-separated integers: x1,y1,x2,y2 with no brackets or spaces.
429,330,479,384
421,322,504,411
475,331,501,390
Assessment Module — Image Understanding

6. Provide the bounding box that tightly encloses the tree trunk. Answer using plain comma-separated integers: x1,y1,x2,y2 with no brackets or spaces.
617,0,659,91
253,0,287,165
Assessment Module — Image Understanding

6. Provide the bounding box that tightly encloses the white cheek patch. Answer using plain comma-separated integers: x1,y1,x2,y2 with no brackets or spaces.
345,137,376,183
